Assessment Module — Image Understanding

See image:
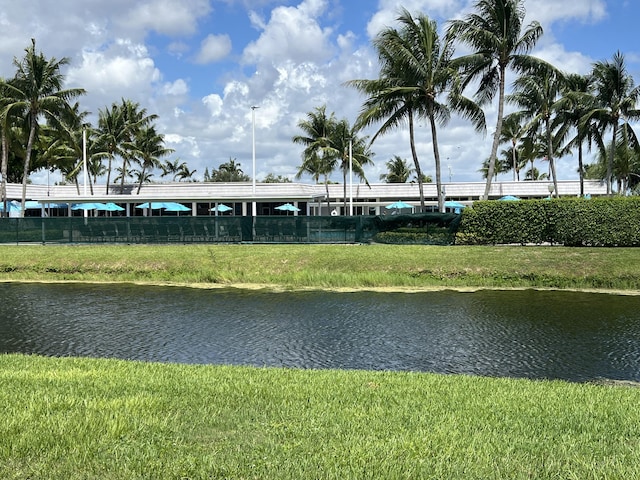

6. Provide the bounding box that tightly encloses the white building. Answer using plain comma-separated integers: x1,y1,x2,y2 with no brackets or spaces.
3,179,607,217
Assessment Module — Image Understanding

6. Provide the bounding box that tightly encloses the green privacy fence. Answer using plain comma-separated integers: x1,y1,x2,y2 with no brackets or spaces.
0,213,461,245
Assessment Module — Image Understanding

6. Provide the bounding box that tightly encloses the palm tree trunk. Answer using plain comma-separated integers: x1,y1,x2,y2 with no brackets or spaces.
105,155,112,194
20,118,37,217
120,158,128,193
137,165,147,194
546,120,558,197
429,114,444,213
578,142,584,197
407,111,425,212
607,122,617,195
1,130,8,217
512,140,518,182
483,66,507,200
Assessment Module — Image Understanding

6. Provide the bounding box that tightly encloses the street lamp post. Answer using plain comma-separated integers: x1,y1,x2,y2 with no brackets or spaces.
251,106,259,217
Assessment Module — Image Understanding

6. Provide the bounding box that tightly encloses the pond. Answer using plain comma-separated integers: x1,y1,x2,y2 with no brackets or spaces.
1,283,639,382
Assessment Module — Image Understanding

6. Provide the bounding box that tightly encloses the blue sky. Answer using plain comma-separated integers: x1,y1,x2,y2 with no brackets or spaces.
0,0,638,186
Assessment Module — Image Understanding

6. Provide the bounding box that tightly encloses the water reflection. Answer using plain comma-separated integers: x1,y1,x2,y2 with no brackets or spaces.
1,283,639,382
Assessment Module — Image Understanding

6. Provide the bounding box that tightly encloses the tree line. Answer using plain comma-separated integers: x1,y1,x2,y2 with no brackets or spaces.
295,0,640,212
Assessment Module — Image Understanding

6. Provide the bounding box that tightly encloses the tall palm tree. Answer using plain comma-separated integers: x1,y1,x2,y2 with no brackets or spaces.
583,51,640,195
3,39,85,216
45,102,92,194
350,9,485,212
556,73,599,197
293,105,337,211
134,126,173,193
380,155,415,183
447,0,543,200
96,102,125,194
0,78,21,216
507,62,566,196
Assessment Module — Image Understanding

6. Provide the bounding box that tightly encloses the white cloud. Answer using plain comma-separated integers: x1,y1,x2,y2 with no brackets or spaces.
119,0,211,36
162,79,189,96
525,0,607,28
195,34,232,64
66,40,161,102
243,0,334,66
203,94,224,116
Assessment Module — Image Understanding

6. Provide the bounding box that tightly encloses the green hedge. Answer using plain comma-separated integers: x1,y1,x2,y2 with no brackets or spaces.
457,197,640,246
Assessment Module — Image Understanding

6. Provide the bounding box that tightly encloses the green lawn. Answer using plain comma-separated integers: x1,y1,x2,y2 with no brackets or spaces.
2,354,639,479
1,243,640,291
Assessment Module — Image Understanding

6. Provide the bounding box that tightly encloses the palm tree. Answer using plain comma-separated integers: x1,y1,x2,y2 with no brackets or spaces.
293,105,337,211
499,114,525,181
447,0,543,200
507,62,566,196
349,9,484,212
134,126,173,193
96,98,157,194
328,118,373,212
556,73,599,196
583,51,640,195
0,78,21,216
214,158,249,182
96,102,125,194
3,39,85,216
117,99,157,193
46,102,91,194
380,155,414,183
175,162,196,182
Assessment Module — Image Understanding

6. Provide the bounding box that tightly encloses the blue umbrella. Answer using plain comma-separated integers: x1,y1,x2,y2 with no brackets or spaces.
162,202,190,212
385,200,413,210
444,201,467,214
136,202,163,209
211,204,232,212
0,200,20,213
71,202,108,210
498,195,520,201
99,202,125,211
275,203,300,212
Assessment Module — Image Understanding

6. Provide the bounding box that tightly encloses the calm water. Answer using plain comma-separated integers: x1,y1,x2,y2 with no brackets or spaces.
1,283,639,382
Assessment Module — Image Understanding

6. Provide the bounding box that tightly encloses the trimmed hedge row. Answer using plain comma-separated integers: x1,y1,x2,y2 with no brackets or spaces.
457,197,640,246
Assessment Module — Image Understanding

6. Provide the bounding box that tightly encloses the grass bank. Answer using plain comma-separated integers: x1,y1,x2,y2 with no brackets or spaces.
2,354,640,479
1,243,640,291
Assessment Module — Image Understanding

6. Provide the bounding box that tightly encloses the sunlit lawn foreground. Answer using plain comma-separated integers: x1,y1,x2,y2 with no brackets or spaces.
2,243,640,291
2,354,640,479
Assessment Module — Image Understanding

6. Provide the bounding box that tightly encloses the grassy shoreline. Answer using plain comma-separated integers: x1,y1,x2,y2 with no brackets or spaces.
3,244,640,478
2,243,640,292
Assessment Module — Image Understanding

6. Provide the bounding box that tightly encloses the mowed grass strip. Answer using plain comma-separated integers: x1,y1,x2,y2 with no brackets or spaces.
1,354,640,479
1,244,640,291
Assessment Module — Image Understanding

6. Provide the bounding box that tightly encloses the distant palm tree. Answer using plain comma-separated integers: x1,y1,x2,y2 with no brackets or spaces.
212,158,250,182
134,126,173,193
3,39,85,215
380,155,414,183
507,61,566,196
499,114,525,181
328,118,373,212
293,105,337,211
447,0,543,199
582,51,640,195
556,73,599,196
